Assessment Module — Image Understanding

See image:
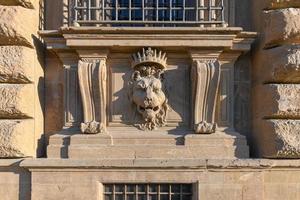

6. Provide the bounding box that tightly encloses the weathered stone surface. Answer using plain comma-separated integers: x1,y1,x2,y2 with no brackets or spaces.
253,119,300,158
0,119,34,157
268,0,300,9
0,6,35,47
0,0,34,9
0,46,34,83
263,45,300,83
15,159,300,200
264,8,300,47
254,84,300,118
0,84,34,119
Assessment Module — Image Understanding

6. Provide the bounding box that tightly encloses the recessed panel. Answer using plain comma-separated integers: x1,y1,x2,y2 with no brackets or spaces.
108,54,190,129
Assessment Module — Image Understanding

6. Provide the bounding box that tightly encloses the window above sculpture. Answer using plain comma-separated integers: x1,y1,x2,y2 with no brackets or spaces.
70,0,228,27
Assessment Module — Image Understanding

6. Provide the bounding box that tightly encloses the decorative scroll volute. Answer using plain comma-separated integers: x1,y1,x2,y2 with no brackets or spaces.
78,59,107,134
191,59,221,134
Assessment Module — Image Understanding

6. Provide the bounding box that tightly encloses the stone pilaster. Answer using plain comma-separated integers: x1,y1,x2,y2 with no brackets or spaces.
218,52,242,131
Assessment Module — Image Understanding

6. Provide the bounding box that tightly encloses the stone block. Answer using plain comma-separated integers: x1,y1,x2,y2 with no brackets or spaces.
0,84,34,119
262,45,300,83
264,8,300,47
0,46,34,83
0,6,35,47
0,0,34,9
0,119,34,157
48,131,249,159
253,119,300,158
0,160,31,200
254,84,300,118
199,184,243,200
268,0,300,9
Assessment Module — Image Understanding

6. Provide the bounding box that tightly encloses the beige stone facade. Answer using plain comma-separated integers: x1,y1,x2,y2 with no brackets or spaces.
252,0,300,158
0,0,44,159
0,0,300,199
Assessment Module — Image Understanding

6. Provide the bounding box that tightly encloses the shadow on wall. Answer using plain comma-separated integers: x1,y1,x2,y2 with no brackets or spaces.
0,160,31,200
44,0,64,30
234,52,253,156
111,70,144,126
33,35,46,158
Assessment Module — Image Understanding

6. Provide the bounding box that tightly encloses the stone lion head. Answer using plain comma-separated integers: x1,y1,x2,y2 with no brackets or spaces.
129,66,168,130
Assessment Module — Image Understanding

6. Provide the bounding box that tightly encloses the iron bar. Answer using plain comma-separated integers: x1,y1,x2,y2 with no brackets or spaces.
169,0,172,21
142,0,145,21
74,0,78,23
102,0,104,20
115,0,118,21
129,0,131,21
211,0,215,27
156,0,159,21
88,0,91,20
208,0,211,22
183,0,185,21
77,19,224,24
221,0,225,24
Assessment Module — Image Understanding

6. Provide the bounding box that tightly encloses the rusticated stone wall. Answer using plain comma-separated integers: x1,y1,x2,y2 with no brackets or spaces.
252,0,300,158
0,0,44,158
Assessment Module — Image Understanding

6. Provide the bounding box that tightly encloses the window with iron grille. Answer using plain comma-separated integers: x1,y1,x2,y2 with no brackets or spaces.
104,183,193,200
71,0,226,27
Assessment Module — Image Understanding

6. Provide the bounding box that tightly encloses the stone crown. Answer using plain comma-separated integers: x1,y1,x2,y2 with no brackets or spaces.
132,47,167,70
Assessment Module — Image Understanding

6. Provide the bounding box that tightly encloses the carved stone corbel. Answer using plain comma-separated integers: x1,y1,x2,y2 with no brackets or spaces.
78,58,107,134
191,58,221,134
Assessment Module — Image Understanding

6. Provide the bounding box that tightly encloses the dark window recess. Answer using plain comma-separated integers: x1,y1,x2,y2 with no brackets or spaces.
104,183,193,200
72,0,225,27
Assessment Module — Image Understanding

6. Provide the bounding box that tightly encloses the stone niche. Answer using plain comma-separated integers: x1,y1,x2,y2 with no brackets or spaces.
41,27,256,159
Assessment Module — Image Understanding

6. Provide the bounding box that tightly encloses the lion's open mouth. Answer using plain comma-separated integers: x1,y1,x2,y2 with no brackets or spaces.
139,106,160,112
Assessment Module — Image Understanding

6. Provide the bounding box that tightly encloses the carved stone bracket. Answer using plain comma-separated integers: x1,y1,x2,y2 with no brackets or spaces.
191,57,221,134
78,57,107,134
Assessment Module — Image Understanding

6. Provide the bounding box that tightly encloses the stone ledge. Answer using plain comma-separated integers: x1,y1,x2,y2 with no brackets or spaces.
59,26,245,34
47,131,249,159
19,158,300,170
40,28,256,52
0,159,24,167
